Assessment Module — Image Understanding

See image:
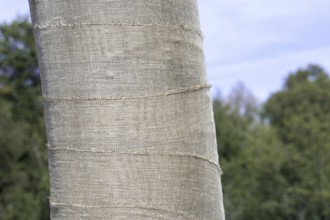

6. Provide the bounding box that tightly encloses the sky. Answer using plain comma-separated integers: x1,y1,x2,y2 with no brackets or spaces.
1,0,330,102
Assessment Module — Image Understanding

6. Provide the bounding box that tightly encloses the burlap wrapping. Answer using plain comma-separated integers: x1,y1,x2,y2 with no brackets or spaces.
29,0,225,219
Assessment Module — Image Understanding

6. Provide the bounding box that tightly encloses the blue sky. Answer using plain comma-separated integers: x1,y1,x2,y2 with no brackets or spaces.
1,0,330,102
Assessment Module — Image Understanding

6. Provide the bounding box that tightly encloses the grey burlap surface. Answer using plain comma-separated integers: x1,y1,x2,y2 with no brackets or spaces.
29,0,225,219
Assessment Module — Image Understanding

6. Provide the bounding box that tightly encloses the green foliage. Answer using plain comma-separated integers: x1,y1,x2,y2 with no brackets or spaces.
217,65,330,220
264,65,330,148
214,83,259,161
224,127,294,220
263,65,330,219
0,18,49,220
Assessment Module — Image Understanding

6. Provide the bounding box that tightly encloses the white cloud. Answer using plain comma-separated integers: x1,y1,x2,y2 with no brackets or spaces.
208,46,330,101
198,0,330,101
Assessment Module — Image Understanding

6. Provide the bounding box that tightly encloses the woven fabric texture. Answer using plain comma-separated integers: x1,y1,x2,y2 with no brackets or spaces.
29,0,225,219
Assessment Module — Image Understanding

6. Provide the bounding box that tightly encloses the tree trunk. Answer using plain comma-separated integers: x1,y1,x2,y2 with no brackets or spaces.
29,0,225,219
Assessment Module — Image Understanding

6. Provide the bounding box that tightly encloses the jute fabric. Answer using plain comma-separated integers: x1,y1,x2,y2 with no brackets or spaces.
29,0,225,219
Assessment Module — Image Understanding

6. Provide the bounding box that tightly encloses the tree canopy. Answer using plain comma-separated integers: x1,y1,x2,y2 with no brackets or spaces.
0,18,49,220
216,65,330,220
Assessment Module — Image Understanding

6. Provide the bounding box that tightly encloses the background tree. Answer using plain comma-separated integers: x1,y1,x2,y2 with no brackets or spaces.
213,85,292,219
264,65,330,219
214,83,259,162
0,18,49,220
215,66,330,219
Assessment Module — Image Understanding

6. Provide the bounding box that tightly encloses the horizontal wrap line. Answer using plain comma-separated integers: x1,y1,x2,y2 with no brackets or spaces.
43,84,211,101
47,145,222,174
33,21,203,38
49,199,195,219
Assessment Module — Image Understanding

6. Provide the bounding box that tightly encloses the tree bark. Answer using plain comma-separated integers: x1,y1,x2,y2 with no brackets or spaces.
29,0,225,219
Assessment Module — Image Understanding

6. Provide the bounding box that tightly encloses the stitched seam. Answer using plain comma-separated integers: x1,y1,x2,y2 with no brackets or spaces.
33,21,203,38
49,198,196,219
47,145,222,175
43,84,211,101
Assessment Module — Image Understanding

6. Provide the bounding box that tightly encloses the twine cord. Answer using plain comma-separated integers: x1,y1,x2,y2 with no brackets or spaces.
33,21,203,38
43,84,211,101
47,144,222,175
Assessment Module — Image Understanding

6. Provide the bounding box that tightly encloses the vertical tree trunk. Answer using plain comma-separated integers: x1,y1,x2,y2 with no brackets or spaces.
29,0,225,219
